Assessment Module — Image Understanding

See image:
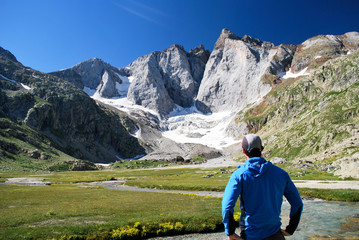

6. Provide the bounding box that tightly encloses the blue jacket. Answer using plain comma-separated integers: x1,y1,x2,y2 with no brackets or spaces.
222,157,303,240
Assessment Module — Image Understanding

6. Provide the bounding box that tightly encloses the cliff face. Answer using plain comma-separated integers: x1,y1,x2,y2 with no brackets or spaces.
196,29,287,113
127,44,210,115
0,47,145,170
50,58,128,98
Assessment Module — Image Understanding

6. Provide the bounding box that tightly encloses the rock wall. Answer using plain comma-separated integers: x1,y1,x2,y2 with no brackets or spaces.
127,44,210,115
195,29,294,113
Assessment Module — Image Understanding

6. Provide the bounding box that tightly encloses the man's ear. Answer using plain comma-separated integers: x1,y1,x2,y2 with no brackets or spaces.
242,148,250,159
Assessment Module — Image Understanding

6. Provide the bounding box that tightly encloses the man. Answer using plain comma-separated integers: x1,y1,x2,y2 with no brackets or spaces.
222,134,303,240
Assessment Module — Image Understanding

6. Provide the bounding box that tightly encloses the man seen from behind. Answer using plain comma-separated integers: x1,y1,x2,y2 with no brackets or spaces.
222,134,303,240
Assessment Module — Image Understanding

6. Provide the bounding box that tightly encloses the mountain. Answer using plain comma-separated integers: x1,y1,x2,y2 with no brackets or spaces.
240,51,359,178
50,58,129,98
0,47,145,170
195,29,295,113
126,44,210,115
51,44,210,116
2,29,359,177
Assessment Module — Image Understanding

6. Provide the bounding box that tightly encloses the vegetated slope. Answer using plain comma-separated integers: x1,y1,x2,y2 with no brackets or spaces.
0,47,145,171
238,52,359,175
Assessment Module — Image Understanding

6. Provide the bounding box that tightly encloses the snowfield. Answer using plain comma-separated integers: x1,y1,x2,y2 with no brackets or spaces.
84,82,241,150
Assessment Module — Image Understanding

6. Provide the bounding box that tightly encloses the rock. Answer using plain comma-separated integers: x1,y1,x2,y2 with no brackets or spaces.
333,153,359,179
50,69,83,89
127,51,175,114
25,149,41,159
158,45,196,107
0,139,19,154
270,157,287,164
188,45,211,92
202,174,214,178
291,32,359,73
213,28,241,50
70,160,98,171
196,29,276,113
0,46,18,62
50,58,126,98
127,44,210,115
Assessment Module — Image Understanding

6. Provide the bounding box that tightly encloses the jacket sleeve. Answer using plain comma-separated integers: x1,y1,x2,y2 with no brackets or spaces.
284,177,303,235
222,172,241,236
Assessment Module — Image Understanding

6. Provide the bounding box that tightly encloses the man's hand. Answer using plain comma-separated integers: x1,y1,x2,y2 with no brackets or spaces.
281,229,291,236
228,233,243,240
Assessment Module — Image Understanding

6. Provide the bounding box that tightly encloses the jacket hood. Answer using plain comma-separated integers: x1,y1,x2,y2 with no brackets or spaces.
242,157,273,178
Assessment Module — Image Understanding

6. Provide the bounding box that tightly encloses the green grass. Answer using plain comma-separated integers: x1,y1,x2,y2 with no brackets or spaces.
123,168,230,192
112,160,171,169
299,188,359,202
1,167,358,239
0,184,223,240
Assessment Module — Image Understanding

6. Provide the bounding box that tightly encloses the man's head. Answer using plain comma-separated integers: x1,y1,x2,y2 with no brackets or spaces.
242,134,264,158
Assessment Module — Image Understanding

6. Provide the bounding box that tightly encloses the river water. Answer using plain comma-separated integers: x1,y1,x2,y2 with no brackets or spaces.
148,200,359,240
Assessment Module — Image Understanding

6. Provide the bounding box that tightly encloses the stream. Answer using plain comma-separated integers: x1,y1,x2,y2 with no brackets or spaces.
148,200,359,240
2,179,359,239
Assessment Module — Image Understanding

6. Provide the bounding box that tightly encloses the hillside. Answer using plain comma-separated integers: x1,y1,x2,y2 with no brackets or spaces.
0,47,145,171
239,52,359,178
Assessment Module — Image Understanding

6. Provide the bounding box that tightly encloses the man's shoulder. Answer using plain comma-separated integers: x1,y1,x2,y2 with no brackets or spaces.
270,164,290,177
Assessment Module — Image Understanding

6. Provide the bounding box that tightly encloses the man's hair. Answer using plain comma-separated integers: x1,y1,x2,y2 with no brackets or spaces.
244,148,262,158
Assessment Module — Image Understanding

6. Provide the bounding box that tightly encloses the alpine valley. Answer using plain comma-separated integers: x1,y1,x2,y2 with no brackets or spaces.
1,29,359,178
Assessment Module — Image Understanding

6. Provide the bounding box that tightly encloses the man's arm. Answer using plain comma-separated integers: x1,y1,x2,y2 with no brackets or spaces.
284,177,303,235
222,173,241,236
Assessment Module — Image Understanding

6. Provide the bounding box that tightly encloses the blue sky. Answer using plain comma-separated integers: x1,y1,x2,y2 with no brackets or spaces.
1,0,359,73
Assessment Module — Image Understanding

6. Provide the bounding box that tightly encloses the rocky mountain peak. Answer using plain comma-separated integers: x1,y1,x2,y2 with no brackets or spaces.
167,44,185,52
241,35,263,47
214,28,241,50
126,44,210,114
0,46,18,62
189,44,211,63
51,57,126,98
291,32,359,73
340,31,359,51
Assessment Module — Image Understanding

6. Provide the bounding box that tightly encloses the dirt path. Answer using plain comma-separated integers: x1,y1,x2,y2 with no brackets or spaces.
293,180,359,190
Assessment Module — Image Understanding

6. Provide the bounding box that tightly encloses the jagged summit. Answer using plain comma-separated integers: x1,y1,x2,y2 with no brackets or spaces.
50,57,126,98
291,31,359,73
0,46,18,62
214,28,241,49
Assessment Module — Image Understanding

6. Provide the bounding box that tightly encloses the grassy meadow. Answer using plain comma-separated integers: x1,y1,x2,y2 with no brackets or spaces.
1,167,358,239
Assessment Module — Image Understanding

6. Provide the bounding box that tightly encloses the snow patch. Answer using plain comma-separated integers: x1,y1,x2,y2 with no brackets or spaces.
115,74,131,96
279,67,310,79
162,106,240,149
130,125,140,138
1,73,31,90
85,86,240,149
20,83,31,90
